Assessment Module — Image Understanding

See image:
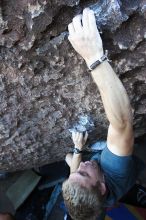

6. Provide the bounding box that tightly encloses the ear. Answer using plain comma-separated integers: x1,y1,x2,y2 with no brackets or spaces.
100,182,106,195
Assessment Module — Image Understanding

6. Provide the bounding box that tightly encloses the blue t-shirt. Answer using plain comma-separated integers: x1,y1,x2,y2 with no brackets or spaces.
91,146,142,207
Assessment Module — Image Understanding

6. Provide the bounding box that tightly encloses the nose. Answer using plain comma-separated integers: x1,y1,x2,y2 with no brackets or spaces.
79,161,92,169
78,162,86,170
79,162,85,167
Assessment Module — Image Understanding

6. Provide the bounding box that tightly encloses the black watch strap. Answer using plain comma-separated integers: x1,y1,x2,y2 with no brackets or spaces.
89,54,107,71
73,148,82,154
89,50,110,71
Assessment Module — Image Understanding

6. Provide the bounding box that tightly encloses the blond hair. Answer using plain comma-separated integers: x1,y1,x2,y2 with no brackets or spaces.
62,179,105,220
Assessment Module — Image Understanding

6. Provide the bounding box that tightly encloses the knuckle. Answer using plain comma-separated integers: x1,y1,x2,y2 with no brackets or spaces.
73,14,81,20
90,10,94,15
68,36,74,42
83,8,89,12
68,23,72,28
73,16,77,22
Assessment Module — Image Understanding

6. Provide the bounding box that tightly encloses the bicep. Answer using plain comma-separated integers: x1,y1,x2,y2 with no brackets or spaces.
107,123,134,156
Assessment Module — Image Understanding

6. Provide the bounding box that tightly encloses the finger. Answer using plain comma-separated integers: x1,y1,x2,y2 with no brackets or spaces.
88,10,97,31
72,14,83,33
82,8,90,32
84,131,88,143
78,132,83,141
76,132,80,141
72,131,76,141
72,131,79,142
68,23,75,36
88,10,101,39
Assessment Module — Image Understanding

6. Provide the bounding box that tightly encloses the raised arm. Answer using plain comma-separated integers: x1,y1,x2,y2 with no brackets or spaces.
68,8,134,156
90,60,133,156
66,131,88,173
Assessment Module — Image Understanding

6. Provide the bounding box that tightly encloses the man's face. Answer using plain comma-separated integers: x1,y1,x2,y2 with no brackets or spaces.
69,161,104,189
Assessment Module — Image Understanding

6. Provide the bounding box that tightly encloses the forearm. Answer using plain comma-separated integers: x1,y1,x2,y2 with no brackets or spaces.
68,8,133,156
89,60,133,129
70,153,82,173
67,8,132,129
69,132,88,173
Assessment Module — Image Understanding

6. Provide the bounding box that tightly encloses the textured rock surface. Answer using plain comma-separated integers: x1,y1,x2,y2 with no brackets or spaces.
0,0,146,171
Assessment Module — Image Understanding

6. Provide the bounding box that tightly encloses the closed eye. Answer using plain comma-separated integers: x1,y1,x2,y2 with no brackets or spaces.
77,171,89,177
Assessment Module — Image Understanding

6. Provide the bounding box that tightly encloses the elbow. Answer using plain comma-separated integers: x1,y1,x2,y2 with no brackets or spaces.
119,113,133,129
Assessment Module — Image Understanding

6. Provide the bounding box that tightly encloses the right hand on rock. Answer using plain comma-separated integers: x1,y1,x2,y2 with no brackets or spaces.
68,8,104,67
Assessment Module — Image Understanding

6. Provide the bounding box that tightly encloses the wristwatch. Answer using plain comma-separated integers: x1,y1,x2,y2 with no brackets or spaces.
89,50,110,71
89,54,107,71
73,147,82,154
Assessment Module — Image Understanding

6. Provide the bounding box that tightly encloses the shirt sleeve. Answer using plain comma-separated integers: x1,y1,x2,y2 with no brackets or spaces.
100,146,135,177
100,146,137,206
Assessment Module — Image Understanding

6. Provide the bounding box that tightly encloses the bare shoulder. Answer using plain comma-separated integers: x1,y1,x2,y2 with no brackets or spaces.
107,123,134,156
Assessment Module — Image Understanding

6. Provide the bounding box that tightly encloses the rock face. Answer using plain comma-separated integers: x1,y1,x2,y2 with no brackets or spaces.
0,0,146,171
